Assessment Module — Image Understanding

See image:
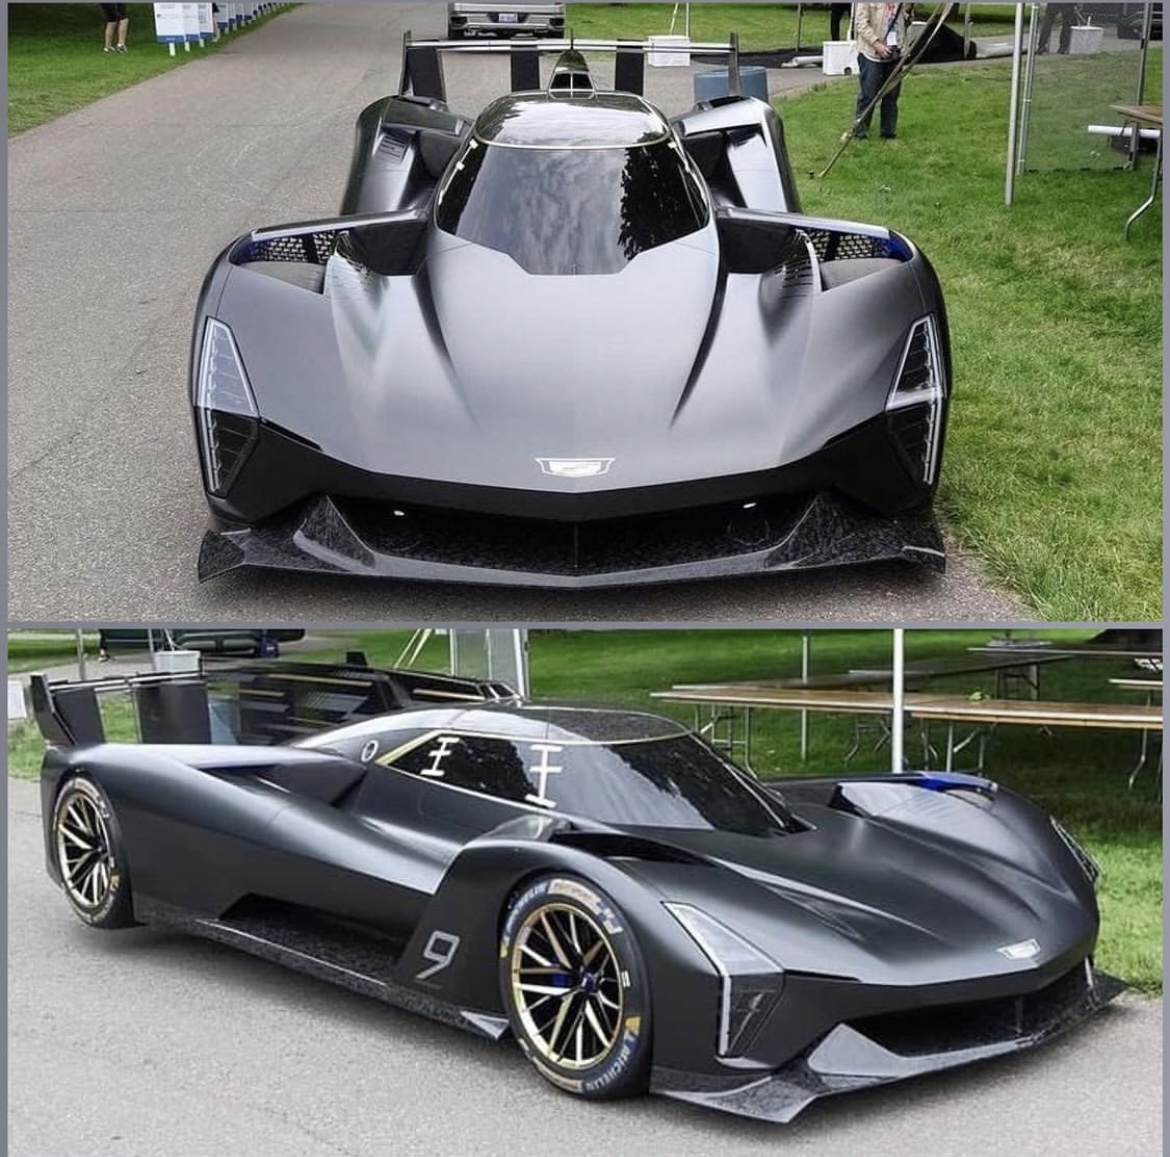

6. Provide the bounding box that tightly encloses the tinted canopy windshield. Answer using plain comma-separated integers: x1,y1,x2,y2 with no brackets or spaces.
435,138,709,275
389,731,790,836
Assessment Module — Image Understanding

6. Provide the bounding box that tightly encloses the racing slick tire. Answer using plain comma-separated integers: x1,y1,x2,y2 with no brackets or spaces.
51,776,137,929
500,874,652,1100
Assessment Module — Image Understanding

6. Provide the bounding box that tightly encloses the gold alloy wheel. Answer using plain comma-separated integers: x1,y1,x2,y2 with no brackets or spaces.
55,789,115,910
509,901,624,1070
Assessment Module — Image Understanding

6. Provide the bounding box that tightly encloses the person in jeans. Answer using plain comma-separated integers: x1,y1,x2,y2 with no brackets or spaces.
852,3,912,139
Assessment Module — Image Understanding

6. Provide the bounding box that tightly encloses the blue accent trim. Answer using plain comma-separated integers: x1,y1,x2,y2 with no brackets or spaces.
912,771,996,792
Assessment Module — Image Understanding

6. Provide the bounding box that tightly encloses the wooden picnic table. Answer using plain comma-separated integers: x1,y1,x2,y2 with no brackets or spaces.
652,684,1162,789
907,696,1161,730
1109,677,1164,694
651,686,927,770
906,696,1163,791
968,643,1162,661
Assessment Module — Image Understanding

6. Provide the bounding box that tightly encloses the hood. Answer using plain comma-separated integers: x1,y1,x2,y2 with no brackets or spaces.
616,806,1096,987
218,221,921,495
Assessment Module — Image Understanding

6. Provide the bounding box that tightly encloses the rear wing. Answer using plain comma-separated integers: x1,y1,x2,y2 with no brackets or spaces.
397,31,743,101
30,660,518,749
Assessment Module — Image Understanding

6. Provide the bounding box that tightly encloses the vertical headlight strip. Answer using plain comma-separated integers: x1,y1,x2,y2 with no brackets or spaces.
1050,817,1101,885
664,903,785,1061
885,315,946,486
196,319,259,496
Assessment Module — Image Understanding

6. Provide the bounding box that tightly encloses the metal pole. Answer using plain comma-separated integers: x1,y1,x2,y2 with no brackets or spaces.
1135,2,1152,104
512,629,530,699
795,2,804,50
800,633,810,761
76,629,87,683
891,629,905,773
1018,5,1038,171
1005,2,1025,205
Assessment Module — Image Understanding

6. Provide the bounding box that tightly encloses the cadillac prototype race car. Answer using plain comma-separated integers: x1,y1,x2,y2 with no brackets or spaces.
193,36,952,585
44,702,1120,1122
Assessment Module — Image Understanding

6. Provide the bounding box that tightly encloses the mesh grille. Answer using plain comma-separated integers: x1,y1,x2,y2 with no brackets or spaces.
235,230,340,265
333,494,814,577
805,230,896,262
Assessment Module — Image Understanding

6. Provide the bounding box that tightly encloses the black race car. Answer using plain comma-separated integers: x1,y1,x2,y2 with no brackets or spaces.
43,702,1119,1122
194,37,951,586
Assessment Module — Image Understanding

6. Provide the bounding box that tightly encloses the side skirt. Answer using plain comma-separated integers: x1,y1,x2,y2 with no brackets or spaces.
136,896,510,1041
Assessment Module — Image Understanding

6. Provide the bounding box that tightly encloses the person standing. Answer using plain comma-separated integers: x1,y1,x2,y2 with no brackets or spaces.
852,3,911,139
830,3,852,41
1037,3,1076,54
100,3,129,52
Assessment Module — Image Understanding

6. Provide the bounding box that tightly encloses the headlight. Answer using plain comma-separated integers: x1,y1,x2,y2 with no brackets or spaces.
886,314,946,486
665,903,784,1061
1051,817,1101,885
196,318,259,497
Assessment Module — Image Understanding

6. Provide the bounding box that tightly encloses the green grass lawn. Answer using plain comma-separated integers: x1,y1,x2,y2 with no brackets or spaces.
7,3,291,135
777,60,1162,620
10,627,1160,990
564,4,1020,47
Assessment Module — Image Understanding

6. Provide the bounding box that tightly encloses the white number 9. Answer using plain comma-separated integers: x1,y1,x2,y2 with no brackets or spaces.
415,930,461,981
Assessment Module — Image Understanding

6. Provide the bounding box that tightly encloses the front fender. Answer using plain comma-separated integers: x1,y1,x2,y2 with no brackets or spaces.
394,815,724,1068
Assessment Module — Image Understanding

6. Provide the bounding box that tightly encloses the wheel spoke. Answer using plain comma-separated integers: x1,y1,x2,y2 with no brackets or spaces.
584,999,613,1050
68,800,97,837
60,824,94,850
518,982,574,996
541,912,572,967
553,1000,587,1064
520,942,554,968
545,991,576,1057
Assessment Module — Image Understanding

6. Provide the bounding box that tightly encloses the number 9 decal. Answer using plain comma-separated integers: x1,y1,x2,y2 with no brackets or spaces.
416,930,461,981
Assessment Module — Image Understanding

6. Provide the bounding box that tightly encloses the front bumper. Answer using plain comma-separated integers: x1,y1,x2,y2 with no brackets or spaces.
651,964,1125,1124
198,489,945,586
449,10,564,36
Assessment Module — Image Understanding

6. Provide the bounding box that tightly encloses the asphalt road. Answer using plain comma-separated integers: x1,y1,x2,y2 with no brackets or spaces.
7,3,1028,622
7,778,1161,1156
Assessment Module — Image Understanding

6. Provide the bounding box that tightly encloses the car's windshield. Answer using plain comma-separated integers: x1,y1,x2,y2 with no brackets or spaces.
388,731,790,836
435,138,709,275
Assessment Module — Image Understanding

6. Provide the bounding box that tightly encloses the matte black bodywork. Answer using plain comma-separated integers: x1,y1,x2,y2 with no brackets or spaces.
42,703,1119,1122
192,40,952,585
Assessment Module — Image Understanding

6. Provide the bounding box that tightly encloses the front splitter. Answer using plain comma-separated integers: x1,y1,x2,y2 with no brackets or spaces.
198,491,945,587
651,968,1125,1124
